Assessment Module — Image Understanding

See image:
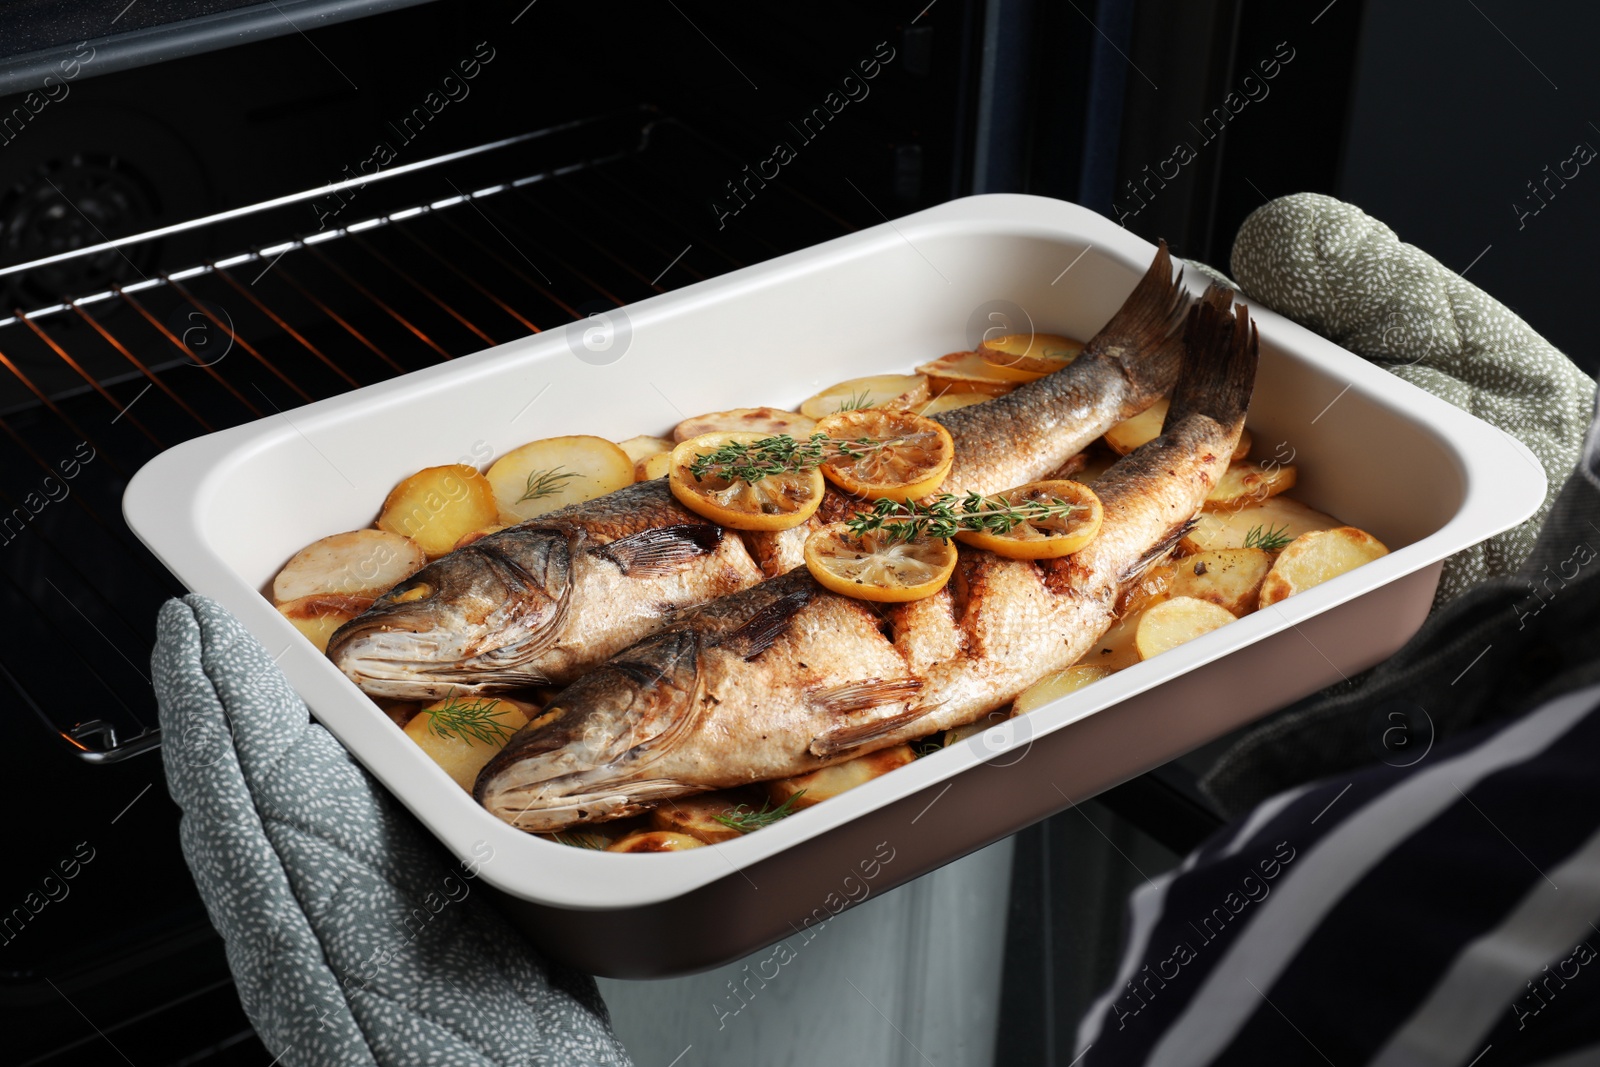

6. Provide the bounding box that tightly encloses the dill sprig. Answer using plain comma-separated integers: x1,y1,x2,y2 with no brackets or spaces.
687,432,895,483
1243,522,1294,552
425,691,517,747
517,466,582,503
846,491,1081,543
712,790,807,833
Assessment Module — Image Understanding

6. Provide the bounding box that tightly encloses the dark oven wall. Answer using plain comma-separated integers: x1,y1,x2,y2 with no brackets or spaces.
0,3,980,1065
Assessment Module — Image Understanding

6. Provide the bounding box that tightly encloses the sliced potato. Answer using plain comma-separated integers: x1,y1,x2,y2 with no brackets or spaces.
377,464,499,559
943,706,1012,747
1169,548,1273,617
916,391,992,418
1186,495,1341,552
1258,527,1389,609
452,524,507,551
277,593,375,653
1013,665,1114,714
913,352,1018,398
799,375,930,420
1103,398,1169,454
487,436,633,524
536,820,641,851
1232,427,1253,462
978,332,1084,378
272,529,426,604
650,790,761,844
1118,559,1176,616
672,407,817,444
617,434,674,464
1205,461,1297,512
637,451,673,481
1075,609,1146,671
403,696,530,791
767,744,917,809
607,831,705,853
1135,597,1238,660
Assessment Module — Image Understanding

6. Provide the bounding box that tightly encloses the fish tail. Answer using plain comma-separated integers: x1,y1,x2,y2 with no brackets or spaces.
1083,239,1193,379
1164,286,1258,433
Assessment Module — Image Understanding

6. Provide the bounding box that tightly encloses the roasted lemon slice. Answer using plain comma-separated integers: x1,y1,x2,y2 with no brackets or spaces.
978,332,1084,378
668,432,825,531
804,522,958,603
814,409,954,503
953,480,1103,560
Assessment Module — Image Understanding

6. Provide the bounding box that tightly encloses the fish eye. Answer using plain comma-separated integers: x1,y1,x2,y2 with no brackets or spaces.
391,581,435,603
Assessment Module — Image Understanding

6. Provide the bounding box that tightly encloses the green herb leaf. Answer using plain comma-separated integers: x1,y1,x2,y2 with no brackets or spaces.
686,432,905,484
425,691,517,747
711,790,807,833
550,831,611,850
1243,523,1294,552
844,492,1082,543
517,466,582,504
835,388,874,412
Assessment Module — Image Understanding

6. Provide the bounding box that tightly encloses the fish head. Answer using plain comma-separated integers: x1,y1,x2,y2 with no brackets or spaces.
326,527,572,699
473,628,706,831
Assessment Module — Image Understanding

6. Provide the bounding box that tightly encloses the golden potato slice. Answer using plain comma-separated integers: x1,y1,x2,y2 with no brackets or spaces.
277,593,375,653
617,434,674,464
487,436,633,524
943,706,1012,747
377,465,499,559
637,451,673,481
607,831,705,853
1186,495,1340,552
650,790,762,843
1258,527,1389,609
1205,461,1297,512
978,332,1084,378
913,352,1017,398
536,820,641,851
271,529,425,603
1103,398,1169,454
672,406,816,444
1013,665,1114,715
403,695,530,791
1170,548,1273,617
1135,596,1238,660
1075,609,1147,671
799,375,931,420
916,391,992,418
767,744,917,809
452,524,507,551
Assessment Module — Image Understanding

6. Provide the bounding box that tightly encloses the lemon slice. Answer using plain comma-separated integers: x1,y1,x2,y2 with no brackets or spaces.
978,333,1084,378
814,408,954,503
668,432,825,531
953,480,1103,560
804,522,958,603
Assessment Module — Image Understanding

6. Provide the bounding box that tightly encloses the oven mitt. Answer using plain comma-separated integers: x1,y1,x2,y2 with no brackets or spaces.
152,595,633,1067
1195,192,1600,815
1226,192,1596,607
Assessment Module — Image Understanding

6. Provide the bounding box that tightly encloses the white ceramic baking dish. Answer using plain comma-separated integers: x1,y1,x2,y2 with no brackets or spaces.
125,194,1546,978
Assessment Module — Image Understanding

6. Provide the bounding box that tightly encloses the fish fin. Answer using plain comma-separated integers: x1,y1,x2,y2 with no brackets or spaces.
809,700,936,759
1084,240,1193,365
719,585,816,661
1164,289,1258,432
807,677,924,716
1118,515,1200,586
590,523,723,577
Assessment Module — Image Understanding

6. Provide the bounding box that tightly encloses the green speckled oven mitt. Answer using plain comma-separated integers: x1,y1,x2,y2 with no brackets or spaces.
153,594,633,1067
1226,192,1596,606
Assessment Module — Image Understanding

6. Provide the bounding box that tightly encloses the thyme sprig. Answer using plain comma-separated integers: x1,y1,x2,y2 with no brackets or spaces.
712,790,807,833
518,465,582,503
1243,522,1294,552
687,432,897,483
845,491,1082,543
835,388,874,412
424,691,516,747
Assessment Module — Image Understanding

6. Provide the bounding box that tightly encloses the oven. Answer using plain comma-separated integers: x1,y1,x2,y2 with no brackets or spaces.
0,1,1376,1063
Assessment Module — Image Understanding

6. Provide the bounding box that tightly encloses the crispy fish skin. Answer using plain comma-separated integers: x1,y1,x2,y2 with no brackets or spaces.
326,479,764,699
329,244,1192,698
475,289,1258,831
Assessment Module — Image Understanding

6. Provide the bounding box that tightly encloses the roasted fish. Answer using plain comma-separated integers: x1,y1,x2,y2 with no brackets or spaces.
475,288,1256,831
328,244,1192,700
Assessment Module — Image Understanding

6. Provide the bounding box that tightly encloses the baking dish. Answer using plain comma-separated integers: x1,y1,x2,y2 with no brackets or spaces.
124,193,1546,978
